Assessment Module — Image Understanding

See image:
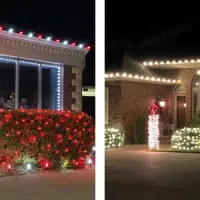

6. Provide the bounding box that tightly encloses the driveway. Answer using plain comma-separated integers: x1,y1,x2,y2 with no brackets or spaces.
106,146,200,200
0,168,95,200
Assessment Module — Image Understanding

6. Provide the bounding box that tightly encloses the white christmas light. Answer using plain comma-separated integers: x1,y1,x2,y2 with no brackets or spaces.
26,163,32,170
105,72,178,84
78,44,84,48
63,40,68,44
28,33,33,37
8,28,14,33
87,158,92,165
148,114,159,150
46,36,52,41
105,128,124,148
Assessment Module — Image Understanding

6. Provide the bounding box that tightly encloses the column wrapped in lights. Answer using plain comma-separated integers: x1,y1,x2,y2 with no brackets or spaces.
148,103,160,150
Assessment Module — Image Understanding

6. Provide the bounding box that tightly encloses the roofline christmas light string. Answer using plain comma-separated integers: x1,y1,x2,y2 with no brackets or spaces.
0,26,91,52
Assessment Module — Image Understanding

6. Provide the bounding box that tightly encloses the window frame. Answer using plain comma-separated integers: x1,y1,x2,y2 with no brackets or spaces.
105,87,109,124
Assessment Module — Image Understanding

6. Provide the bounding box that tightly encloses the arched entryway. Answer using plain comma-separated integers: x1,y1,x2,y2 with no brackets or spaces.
192,76,200,117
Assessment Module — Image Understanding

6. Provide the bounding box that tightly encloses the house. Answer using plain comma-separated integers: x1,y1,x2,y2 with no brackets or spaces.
0,27,90,112
105,55,200,144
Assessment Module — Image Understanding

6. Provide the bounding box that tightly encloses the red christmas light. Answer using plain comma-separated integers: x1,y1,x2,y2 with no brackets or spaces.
38,35,42,39
149,103,159,115
0,109,95,170
6,133,10,137
0,26,3,30
19,31,23,35
71,42,76,46
29,136,36,144
56,39,60,42
86,46,91,50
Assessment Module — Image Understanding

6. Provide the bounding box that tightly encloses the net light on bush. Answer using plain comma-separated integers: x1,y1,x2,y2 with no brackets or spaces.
171,127,200,150
0,109,95,170
105,128,124,148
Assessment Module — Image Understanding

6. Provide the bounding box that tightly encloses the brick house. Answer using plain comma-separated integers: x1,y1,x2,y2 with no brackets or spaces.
0,28,90,112
105,55,200,144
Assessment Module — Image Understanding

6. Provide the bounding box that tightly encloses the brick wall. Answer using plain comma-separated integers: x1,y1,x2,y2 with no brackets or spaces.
121,81,174,144
105,81,122,132
63,65,76,110
176,68,197,122
105,68,200,144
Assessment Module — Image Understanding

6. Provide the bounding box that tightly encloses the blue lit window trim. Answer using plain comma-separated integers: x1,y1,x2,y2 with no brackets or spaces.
0,54,63,110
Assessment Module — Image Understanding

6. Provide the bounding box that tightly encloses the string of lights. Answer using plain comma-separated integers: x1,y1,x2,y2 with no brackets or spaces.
0,26,91,51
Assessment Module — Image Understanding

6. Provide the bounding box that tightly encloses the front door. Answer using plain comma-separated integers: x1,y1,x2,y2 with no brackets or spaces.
176,95,186,129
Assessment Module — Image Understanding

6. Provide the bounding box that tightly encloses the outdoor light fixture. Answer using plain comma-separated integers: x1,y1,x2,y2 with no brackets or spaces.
159,101,165,108
184,103,187,108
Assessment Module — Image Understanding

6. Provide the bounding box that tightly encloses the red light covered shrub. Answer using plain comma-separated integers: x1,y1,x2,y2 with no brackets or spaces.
0,109,95,169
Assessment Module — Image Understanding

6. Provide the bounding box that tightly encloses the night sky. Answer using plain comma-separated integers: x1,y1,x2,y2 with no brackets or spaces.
0,0,95,86
106,2,200,67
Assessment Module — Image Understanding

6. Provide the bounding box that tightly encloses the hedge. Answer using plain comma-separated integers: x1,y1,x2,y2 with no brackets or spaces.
0,109,95,170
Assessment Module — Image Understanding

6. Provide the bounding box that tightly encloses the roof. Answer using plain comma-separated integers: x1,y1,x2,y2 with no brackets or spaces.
0,28,90,55
105,55,200,85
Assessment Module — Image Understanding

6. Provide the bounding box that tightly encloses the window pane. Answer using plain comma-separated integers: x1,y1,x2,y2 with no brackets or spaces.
42,68,57,109
0,63,15,109
19,65,38,109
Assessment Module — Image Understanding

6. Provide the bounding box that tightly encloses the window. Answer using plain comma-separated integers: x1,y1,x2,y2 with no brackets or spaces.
0,63,15,109
0,56,62,110
19,65,38,109
105,87,109,124
42,68,58,109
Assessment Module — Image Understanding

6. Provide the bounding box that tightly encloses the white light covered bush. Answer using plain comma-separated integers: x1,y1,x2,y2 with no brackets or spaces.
105,128,124,149
171,128,200,150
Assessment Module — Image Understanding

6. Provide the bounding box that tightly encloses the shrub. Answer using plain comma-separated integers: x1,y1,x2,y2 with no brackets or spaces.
134,117,145,144
0,109,95,169
105,128,124,148
171,127,200,150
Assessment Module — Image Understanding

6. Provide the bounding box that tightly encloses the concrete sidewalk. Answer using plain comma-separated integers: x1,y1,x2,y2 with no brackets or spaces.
0,169,95,200
106,144,171,152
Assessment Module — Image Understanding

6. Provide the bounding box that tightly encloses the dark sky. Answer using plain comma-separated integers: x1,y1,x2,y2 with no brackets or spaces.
0,0,95,86
106,1,200,67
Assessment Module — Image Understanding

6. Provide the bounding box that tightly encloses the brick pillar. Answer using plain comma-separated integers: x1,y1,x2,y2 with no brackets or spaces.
63,65,76,110
71,67,83,112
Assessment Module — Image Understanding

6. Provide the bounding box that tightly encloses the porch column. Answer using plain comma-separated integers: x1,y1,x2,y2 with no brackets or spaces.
38,64,42,109
15,60,19,109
